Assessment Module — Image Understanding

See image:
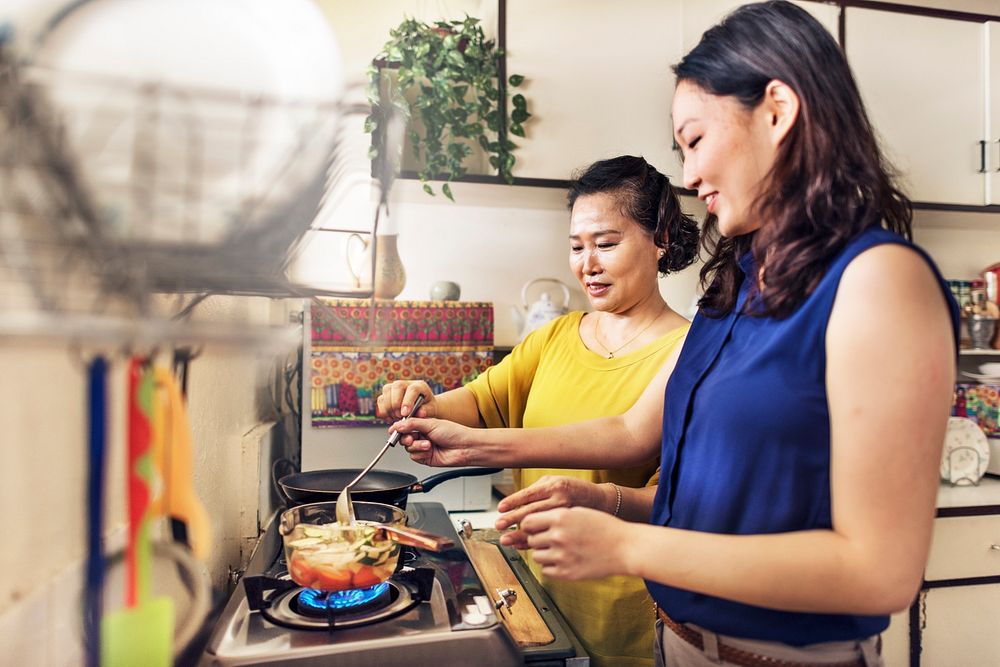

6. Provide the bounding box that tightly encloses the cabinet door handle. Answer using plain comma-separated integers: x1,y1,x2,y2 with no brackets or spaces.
990,544,1000,550
979,140,987,173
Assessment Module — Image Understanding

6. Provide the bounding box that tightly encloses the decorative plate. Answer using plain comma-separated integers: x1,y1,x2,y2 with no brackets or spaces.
941,417,990,486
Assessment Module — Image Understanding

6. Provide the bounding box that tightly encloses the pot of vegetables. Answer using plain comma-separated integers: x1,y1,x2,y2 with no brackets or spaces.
279,500,453,592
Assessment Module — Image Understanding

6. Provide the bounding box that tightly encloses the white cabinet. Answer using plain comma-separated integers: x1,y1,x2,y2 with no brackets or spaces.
846,8,987,206
505,0,685,182
881,479,1000,666
921,584,1000,667
989,22,1000,205
681,1,839,51
925,514,1000,581
505,0,841,185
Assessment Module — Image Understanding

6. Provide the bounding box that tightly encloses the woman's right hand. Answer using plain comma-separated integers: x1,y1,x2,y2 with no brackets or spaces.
494,476,615,549
376,380,434,422
389,416,476,468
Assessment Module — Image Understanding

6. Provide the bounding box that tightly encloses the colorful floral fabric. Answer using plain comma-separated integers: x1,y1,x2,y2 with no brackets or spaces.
310,299,493,426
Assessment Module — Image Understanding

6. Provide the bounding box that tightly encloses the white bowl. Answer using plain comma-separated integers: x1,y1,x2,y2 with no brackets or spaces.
979,362,1000,377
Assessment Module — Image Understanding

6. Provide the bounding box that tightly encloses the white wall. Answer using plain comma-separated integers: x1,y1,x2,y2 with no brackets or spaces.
0,296,293,664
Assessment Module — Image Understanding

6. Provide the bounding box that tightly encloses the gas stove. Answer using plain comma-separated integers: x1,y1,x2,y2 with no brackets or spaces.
200,502,587,666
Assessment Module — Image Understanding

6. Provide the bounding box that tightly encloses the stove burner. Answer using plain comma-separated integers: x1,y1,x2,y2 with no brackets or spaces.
295,583,390,616
241,570,442,632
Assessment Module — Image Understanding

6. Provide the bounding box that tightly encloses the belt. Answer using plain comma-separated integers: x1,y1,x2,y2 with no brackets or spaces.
655,606,869,667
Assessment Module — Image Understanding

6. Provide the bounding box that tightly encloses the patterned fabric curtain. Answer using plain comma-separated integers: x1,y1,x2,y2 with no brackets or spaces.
310,299,494,426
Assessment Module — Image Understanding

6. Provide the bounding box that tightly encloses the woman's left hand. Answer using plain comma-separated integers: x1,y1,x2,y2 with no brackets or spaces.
521,507,634,580
496,476,613,549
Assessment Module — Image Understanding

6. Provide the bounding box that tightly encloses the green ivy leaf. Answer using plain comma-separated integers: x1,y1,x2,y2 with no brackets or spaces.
373,15,532,201
511,108,530,124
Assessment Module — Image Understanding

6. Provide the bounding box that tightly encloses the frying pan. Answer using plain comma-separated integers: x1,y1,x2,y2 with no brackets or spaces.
275,462,502,508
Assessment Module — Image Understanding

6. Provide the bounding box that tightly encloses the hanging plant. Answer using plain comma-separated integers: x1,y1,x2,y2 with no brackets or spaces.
365,16,531,201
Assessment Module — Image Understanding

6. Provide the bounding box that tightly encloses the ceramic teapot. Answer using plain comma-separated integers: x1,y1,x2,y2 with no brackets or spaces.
511,278,571,340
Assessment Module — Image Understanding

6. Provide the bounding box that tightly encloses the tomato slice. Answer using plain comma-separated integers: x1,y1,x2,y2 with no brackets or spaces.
289,555,317,588
315,567,353,591
351,565,384,589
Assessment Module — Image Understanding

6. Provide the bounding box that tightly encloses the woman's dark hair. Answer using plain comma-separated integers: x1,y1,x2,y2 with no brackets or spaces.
674,0,911,318
566,155,699,274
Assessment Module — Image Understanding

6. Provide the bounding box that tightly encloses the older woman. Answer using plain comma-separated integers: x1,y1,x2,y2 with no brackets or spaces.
391,3,959,666
377,155,698,667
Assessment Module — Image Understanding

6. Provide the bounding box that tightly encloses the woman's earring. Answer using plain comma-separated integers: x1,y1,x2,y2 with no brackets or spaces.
658,249,666,259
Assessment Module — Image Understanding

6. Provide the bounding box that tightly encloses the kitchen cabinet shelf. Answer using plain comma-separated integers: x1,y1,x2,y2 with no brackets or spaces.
960,348,1000,355
884,478,1000,666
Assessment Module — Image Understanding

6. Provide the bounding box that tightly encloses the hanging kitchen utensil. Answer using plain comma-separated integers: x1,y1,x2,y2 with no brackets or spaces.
336,394,426,525
84,355,107,667
102,359,173,667
151,366,211,559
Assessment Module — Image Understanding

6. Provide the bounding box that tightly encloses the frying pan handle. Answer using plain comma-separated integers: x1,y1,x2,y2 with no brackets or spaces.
413,467,503,493
272,458,297,507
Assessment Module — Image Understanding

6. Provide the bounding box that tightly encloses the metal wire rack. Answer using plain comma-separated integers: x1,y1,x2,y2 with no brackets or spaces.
0,43,395,348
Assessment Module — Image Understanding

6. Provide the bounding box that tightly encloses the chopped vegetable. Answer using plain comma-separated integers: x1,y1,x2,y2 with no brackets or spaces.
283,520,399,591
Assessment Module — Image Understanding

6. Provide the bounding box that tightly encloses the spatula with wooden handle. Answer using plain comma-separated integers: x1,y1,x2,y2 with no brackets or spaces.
336,393,426,525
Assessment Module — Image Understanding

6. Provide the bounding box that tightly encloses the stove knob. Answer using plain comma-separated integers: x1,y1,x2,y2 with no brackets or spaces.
495,587,517,613
463,602,488,626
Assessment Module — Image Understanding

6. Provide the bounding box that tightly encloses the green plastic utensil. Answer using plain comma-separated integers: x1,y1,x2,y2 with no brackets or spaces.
101,360,173,667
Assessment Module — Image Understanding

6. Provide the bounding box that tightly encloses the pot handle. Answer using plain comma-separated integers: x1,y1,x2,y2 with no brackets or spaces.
412,467,503,493
272,458,297,507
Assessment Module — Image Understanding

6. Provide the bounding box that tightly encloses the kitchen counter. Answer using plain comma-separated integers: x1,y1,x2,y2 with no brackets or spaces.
937,474,1000,513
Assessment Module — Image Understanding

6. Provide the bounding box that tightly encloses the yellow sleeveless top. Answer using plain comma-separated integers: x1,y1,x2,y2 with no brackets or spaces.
465,311,688,667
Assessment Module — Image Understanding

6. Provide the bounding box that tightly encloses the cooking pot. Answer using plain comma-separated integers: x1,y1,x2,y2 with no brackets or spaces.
274,461,502,508
280,501,404,592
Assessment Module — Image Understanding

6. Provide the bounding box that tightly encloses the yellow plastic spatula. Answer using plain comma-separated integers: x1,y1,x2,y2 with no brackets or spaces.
101,359,173,667
151,367,211,559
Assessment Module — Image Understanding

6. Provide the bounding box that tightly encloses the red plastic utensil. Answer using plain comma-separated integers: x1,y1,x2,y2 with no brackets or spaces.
125,357,154,606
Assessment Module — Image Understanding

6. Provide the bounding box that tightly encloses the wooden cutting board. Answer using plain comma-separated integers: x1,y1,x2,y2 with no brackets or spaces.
464,541,555,647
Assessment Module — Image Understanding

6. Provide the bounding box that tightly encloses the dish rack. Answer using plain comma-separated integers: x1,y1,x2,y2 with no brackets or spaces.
0,43,397,349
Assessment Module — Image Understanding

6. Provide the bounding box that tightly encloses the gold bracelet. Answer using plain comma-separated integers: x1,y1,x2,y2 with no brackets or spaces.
608,482,622,517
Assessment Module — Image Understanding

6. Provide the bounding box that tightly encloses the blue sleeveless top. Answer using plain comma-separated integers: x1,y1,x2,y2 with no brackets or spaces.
647,227,959,645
